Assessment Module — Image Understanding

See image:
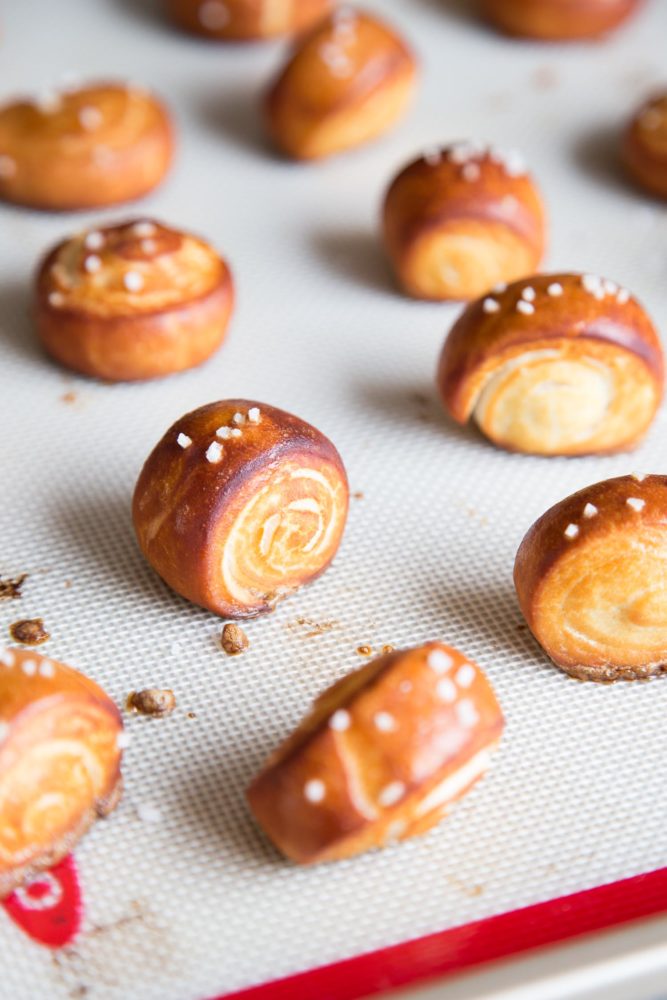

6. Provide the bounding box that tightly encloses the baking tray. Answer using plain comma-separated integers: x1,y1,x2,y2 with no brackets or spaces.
1,1,666,997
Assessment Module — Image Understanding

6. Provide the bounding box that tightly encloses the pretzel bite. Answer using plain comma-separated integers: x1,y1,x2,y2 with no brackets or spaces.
166,0,332,40
623,93,667,200
480,0,643,41
35,219,234,382
247,643,504,863
0,648,123,899
265,8,417,160
132,401,349,618
437,273,663,456
0,82,173,211
382,142,546,301
515,475,667,682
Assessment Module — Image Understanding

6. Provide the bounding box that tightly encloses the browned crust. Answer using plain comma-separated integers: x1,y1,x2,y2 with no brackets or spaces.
480,0,643,40
382,151,546,299
0,84,174,212
264,11,417,160
166,0,332,41
34,236,234,382
437,272,663,442
514,475,667,681
622,93,667,200
246,643,505,864
0,773,123,900
132,400,349,619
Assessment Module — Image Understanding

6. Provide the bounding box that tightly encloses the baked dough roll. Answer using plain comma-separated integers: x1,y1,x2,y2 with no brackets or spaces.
437,273,663,456
0,648,123,899
480,0,643,40
382,142,546,301
35,219,234,382
515,475,667,682
166,0,332,40
247,642,504,863
623,93,667,200
265,8,417,160
0,82,173,211
133,401,349,618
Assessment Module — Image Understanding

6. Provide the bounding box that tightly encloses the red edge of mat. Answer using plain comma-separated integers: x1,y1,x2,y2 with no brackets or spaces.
217,866,667,1000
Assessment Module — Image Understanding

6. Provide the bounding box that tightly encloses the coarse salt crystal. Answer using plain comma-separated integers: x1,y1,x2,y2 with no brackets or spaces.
123,271,144,293
626,497,645,512
547,283,563,297
206,442,224,464
177,433,192,449
516,300,535,315
374,711,397,732
427,649,453,674
456,699,479,728
455,664,476,688
329,709,351,732
378,782,405,808
483,298,500,314
248,407,261,424
436,678,457,703
84,255,101,273
583,503,598,518
564,523,579,539
304,779,325,803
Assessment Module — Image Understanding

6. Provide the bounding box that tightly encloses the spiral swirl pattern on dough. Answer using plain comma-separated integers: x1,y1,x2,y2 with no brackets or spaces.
515,475,667,681
438,273,663,455
36,219,234,381
0,649,123,898
132,401,349,619
0,82,173,209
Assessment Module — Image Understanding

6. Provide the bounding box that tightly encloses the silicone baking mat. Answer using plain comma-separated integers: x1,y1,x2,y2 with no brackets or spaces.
1,1,666,997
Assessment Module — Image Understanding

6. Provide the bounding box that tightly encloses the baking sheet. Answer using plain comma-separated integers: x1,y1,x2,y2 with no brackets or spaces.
1,1,667,997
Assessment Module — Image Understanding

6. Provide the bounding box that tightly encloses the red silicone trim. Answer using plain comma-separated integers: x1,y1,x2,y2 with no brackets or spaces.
219,867,667,1000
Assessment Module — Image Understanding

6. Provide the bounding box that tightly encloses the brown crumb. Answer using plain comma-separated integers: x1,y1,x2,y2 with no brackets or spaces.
9,618,50,645
287,617,339,639
0,574,28,601
516,624,527,631
126,688,176,717
352,491,364,500
221,623,249,655
61,391,78,405
381,644,395,654
356,644,373,657
187,711,197,719
64,579,72,589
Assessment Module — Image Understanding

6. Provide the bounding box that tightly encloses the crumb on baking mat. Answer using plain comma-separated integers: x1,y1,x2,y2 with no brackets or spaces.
9,617,50,645
221,623,249,655
126,689,177,717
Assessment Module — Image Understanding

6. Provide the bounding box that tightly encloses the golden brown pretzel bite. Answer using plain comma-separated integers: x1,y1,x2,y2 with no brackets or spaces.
133,401,349,619
623,92,667,200
0,648,123,899
247,642,504,863
382,142,546,301
166,0,332,40
0,82,173,211
437,273,663,456
35,219,234,382
265,8,417,160
480,0,643,41
515,475,667,682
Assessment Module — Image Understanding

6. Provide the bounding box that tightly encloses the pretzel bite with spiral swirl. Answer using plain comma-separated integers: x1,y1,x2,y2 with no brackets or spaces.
623,93,667,200
0,82,173,211
265,8,417,160
35,219,234,382
515,475,667,682
0,648,123,899
382,142,546,301
480,0,643,41
133,401,349,619
247,642,504,863
437,273,663,456
166,0,332,40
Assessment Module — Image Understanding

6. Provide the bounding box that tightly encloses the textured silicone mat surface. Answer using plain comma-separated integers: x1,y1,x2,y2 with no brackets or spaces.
1,1,667,997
